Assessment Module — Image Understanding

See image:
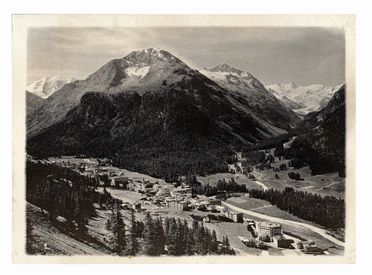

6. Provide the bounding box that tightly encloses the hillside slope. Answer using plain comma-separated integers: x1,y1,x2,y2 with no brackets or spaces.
288,85,346,176
26,91,44,115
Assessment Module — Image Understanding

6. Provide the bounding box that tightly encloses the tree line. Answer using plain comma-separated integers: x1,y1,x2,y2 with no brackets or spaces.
249,187,345,230
105,204,235,256
112,148,229,182
187,177,247,197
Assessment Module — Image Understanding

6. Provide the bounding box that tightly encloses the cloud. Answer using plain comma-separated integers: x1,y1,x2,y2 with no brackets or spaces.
27,27,345,86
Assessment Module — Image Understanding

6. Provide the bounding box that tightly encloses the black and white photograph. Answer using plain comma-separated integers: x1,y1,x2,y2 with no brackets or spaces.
11,14,356,264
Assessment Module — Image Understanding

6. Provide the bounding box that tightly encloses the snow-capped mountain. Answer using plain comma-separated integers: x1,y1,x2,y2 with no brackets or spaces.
27,48,299,148
85,47,194,93
200,63,266,91
200,64,300,130
29,48,307,171
26,76,78,99
266,82,343,115
27,48,199,135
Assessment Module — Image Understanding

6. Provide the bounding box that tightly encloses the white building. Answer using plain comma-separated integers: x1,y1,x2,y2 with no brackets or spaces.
257,222,282,239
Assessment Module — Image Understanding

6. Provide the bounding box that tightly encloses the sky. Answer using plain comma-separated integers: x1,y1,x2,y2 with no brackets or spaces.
27,27,345,86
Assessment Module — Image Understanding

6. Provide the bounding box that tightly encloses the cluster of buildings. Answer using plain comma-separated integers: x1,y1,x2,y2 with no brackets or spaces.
245,221,325,254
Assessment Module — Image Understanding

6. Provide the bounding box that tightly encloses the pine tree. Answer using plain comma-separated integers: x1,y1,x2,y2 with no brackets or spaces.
198,225,206,255
176,218,186,255
143,212,163,256
210,230,218,254
201,228,211,255
106,203,127,255
154,217,165,255
164,217,171,245
167,218,179,255
128,210,139,256
221,236,234,255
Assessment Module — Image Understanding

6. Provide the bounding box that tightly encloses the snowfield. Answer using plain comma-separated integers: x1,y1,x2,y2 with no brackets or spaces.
26,76,77,99
125,66,150,78
266,82,343,115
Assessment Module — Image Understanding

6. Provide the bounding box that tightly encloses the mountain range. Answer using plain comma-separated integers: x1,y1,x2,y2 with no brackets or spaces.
27,48,299,137
26,48,345,179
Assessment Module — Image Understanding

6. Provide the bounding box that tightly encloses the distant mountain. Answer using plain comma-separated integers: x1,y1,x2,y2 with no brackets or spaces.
266,82,343,115
200,64,300,130
288,85,346,176
27,76,78,99
27,48,297,179
26,91,44,115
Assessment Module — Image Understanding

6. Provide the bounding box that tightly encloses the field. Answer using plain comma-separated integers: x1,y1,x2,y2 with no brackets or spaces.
253,150,345,198
98,188,145,204
203,221,262,255
226,197,317,226
258,166,345,198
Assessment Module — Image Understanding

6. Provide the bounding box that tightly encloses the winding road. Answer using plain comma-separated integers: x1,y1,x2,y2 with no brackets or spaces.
222,201,344,247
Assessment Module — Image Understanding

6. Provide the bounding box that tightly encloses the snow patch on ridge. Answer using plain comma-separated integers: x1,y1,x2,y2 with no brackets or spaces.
125,66,150,78
200,70,240,80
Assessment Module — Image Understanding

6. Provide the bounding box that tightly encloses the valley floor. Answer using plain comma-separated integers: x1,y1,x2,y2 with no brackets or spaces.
26,150,345,257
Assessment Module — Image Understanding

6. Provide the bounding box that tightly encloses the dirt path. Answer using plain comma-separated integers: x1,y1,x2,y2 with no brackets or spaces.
222,201,344,247
251,169,269,191
254,180,268,191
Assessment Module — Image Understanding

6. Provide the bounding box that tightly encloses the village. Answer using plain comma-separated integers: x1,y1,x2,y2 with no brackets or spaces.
45,155,331,256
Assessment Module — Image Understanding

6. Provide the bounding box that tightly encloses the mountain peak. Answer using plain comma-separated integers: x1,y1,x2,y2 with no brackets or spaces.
271,82,298,90
122,48,182,66
208,63,242,74
85,48,192,87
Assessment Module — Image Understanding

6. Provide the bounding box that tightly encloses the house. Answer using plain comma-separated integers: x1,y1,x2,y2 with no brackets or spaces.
303,244,324,255
208,199,221,206
225,211,244,223
203,216,211,223
132,202,141,212
166,200,188,211
257,222,282,239
112,176,129,189
273,235,294,248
